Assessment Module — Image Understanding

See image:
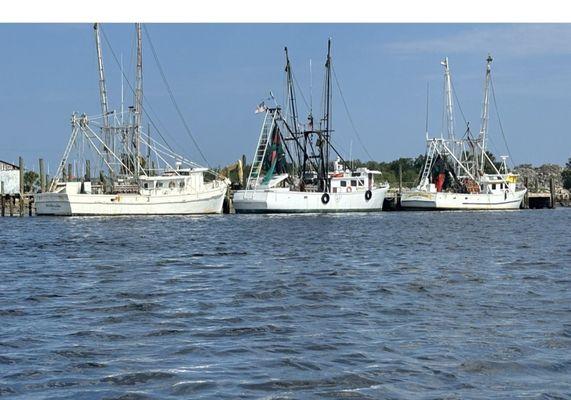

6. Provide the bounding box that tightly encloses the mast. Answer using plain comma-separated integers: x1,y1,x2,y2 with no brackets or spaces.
441,57,454,140
478,54,493,172
321,38,333,192
134,23,143,178
284,47,302,175
94,23,111,168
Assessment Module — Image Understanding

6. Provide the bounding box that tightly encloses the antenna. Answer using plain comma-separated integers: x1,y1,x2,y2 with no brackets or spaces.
120,53,124,125
349,139,353,169
425,82,430,140
309,58,313,115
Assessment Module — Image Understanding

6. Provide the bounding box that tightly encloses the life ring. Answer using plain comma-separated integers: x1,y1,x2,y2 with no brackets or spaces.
365,190,372,201
321,193,330,204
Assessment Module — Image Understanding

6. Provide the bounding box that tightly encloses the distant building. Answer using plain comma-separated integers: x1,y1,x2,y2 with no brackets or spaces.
0,160,20,194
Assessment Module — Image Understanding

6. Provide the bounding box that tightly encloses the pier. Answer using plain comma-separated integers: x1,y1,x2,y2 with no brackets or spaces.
0,156,43,217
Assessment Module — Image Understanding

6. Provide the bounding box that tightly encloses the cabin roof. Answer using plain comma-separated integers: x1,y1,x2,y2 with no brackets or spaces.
0,160,19,170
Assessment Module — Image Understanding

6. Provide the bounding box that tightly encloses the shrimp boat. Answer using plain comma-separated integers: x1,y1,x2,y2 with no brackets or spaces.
400,55,526,211
36,24,228,216
233,40,389,214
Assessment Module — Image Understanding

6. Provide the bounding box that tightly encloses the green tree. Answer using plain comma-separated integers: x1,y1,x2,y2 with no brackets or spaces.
23,171,39,193
562,158,571,190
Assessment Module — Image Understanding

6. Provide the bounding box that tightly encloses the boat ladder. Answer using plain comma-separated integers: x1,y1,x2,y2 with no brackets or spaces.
419,140,437,187
244,108,277,197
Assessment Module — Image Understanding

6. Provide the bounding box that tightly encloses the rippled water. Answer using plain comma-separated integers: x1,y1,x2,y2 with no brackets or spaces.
1,209,570,399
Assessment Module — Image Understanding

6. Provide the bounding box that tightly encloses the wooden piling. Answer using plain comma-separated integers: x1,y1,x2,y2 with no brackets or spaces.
19,156,24,216
39,158,46,192
28,196,33,216
398,163,403,194
9,196,14,217
1,181,4,217
523,177,529,209
241,154,247,188
85,159,91,181
549,177,555,209
67,163,72,181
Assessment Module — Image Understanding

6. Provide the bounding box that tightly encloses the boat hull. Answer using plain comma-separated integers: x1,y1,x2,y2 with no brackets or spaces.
35,186,227,216
400,189,527,210
233,186,389,214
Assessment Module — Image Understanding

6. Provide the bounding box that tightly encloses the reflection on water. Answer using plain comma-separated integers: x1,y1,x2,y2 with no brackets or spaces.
1,209,570,399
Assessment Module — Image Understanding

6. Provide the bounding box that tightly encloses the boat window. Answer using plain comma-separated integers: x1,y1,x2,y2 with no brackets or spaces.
358,180,364,186
351,180,357,187
143,183,149,189
179,181,185,188
340,181,347,187
351,173,360,177
157,182,163,188
492,183,496,190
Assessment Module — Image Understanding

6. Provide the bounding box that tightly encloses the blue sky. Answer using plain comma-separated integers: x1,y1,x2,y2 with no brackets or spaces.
0,23,569,173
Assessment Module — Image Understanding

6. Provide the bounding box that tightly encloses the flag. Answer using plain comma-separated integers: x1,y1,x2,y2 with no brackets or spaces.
255,101,266,114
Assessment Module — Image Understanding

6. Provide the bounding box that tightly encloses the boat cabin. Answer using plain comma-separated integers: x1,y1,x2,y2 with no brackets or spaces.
139,168,207,195
329,159,382,194
480,174,518,195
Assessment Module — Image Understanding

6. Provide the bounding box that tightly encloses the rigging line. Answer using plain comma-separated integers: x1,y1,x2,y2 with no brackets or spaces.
450,80,468,130
292,74,310,113
331,66,374,161
490,76,515,167
99,25,177,155
143,25,210,167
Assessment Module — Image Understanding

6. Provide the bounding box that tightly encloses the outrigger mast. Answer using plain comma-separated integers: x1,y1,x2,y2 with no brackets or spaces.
478,54,493,173
134,23,143,179
94,23,112,169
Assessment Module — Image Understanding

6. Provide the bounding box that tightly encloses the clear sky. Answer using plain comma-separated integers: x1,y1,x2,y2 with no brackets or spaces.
0,23,569,173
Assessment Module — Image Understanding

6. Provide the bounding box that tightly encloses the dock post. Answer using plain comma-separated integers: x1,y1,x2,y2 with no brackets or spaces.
549,177,555,209
28,196,33,216
1,181,4,217
9,196,14,217
241,154,247,188
39,158,46,192
398,163,402,194
85,159,91,181
523,177,529,209
397,163,402,209
19,156,24,216
67,163,73,182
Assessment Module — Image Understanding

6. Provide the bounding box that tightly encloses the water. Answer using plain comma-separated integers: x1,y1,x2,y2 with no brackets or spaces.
1,210,570,399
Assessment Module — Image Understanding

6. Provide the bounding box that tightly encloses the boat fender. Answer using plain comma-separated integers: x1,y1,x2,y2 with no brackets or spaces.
365,190,372,201
347,187,352,193
321,193,330,205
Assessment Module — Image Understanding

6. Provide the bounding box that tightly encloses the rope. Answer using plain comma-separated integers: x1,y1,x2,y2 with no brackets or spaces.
490,76,516,167
331,66,374,161
143,25,211,167
99,25,177,154
450,80,468,130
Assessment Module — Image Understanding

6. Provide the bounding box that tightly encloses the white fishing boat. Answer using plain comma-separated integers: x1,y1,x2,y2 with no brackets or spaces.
36,24,228,216
233,40,389,214
401,55,526,211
